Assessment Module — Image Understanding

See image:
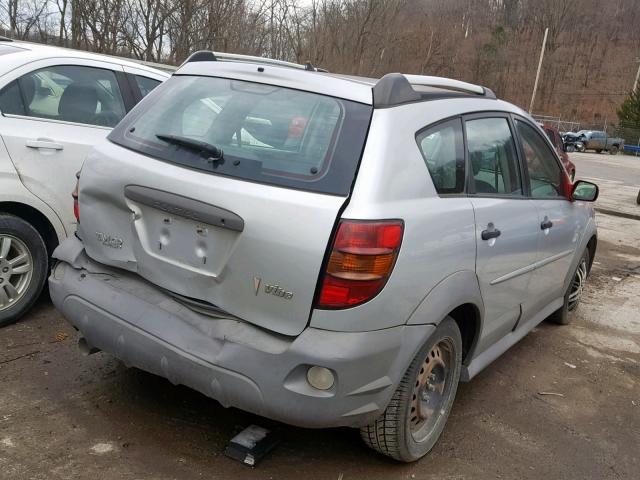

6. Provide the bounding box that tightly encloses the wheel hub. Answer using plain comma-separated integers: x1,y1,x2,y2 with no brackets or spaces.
0,235,33,311
410,342,452,440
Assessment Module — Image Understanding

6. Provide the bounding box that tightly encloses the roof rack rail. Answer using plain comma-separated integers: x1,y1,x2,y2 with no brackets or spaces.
182,50,327,72
373,73,495,108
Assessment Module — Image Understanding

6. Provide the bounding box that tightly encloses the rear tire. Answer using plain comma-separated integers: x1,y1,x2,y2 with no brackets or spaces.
609,145,618,155
360,317,462,462
548,249,590,325
0,214,48,327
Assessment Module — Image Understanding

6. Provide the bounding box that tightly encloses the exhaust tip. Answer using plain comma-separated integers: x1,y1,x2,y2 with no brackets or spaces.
78,337,100,356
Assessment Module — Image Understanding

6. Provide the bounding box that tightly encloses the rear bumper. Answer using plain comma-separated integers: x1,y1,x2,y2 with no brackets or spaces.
49,237,434,428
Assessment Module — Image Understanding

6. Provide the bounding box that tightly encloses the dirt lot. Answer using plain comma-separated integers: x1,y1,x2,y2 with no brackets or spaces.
1,154,639,479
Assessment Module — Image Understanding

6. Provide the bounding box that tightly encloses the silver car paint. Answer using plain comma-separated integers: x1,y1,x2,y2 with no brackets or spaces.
77,140,346,337
469,197,540,353
49,69,598,428
312,97,596,357
177,61,373,105
49,236,436,428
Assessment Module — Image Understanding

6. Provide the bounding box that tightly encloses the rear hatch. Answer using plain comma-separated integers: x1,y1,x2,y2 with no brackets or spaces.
77,73,372,336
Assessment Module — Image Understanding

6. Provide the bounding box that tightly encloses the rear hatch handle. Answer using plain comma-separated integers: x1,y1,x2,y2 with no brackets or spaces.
124,185,244,232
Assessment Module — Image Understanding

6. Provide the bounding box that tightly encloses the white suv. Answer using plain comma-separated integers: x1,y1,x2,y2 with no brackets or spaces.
0,39,170,326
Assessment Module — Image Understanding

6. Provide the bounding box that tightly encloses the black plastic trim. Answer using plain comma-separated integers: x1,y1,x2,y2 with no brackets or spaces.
373,73,496,108
373,73,421,108
124,72,143,103
115,70,137,112
184,50,218,64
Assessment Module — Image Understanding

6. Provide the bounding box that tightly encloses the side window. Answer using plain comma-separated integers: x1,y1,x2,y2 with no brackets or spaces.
416,118,465,194
0,65,126,127
0,80,26,115
516,120,565,198
466,117,523,196
135,75,161,98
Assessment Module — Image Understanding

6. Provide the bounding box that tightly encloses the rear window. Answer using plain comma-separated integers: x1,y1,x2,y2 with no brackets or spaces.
110,75,372,195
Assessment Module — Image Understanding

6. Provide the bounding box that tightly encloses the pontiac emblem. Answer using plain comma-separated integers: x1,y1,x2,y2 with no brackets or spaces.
253,276,262,295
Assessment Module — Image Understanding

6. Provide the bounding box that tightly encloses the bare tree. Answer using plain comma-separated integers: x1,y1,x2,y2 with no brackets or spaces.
1,0,639,123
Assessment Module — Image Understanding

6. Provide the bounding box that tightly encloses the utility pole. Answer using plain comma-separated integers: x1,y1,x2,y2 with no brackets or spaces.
529,27,549,114
633,58,640,92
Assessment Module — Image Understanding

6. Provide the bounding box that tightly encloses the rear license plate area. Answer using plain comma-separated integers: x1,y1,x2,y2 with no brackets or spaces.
133,203,238,276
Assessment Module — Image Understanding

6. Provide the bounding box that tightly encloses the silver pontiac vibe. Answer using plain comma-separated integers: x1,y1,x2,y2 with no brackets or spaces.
49,51,598,462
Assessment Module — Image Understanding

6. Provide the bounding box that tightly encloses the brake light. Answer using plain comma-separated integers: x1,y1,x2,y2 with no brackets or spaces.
317,220,403,309
72,171,80,221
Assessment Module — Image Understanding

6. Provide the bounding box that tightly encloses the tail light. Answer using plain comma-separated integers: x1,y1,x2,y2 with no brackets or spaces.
317,220,404,309
72,171,81,221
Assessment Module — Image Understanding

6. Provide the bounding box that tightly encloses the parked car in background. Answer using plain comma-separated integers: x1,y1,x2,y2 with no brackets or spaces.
49,51,599,462
575,130,623,154
0,38,170,326
540,123,576,180
561,131,585,153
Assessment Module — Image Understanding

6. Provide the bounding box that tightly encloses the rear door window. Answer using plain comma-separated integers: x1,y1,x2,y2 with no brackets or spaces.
134,75,161,98
416,118,465,194
0,65,126,127
110,75,372,195
465,117,523,196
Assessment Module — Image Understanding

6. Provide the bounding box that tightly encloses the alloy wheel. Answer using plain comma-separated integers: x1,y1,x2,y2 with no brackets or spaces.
0,235,33,311
568,257,587,311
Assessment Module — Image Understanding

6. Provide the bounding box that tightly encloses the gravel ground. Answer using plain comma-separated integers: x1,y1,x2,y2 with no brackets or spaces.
1,211,639,478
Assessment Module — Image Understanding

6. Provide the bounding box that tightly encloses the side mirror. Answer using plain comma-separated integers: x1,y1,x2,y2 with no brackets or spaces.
572,180,598,202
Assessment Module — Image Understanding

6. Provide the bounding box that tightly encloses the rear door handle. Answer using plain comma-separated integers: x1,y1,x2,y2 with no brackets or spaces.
25,139,64,150
481,223,501,241
540,218,553,230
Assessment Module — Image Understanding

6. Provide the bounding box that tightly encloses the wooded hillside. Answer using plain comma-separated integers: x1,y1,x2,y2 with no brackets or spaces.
2,0,639,124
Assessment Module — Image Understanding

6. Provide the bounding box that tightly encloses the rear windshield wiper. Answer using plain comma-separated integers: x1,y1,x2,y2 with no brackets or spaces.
156,134,224,162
